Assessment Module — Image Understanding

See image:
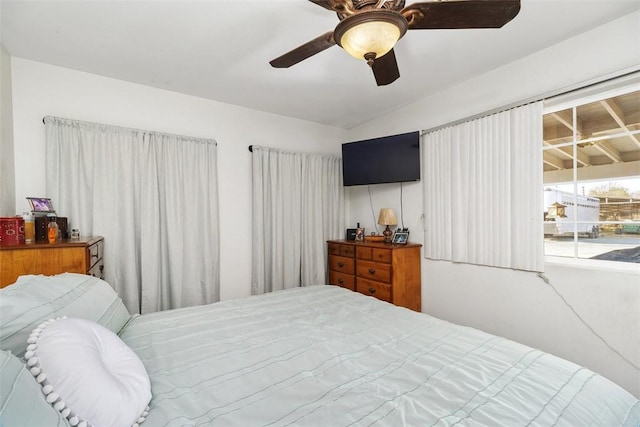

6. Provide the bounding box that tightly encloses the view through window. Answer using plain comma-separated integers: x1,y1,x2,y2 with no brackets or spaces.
543,85,639,264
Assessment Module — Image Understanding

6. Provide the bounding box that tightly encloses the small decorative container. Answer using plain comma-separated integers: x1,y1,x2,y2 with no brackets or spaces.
0,217,25,246
23,212,35,243
47,216,59,244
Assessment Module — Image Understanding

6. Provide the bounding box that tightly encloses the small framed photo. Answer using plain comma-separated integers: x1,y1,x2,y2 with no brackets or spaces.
26,197,55,213
355,227,365,242
392,231,409,245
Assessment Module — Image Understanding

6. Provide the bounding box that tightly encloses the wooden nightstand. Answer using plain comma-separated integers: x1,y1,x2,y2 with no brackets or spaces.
327,239,422,312
0,236,104,288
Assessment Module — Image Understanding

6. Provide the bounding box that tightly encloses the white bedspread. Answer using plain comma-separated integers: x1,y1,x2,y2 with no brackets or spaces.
120,285,640,426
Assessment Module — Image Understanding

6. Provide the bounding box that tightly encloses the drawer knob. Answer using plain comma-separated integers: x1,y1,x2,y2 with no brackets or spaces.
338,262,344,268
368,268,376,275
338,279,344,284
368,287,376,294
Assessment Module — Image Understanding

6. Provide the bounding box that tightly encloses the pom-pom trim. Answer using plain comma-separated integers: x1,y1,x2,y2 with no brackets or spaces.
26,317,150,427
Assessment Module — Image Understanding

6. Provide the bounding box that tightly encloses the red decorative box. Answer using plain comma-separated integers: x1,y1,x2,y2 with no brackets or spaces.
0,217,25,246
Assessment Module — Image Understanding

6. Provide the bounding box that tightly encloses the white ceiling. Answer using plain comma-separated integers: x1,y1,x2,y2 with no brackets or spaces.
1,0,639,129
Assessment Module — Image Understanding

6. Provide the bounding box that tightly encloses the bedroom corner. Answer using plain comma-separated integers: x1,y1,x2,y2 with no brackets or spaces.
7,56,346,303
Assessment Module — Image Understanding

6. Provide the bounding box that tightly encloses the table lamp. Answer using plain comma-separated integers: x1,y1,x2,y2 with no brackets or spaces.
377,208,397,243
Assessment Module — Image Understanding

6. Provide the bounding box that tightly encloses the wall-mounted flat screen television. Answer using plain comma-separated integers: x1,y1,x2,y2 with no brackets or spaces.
342,131,420,186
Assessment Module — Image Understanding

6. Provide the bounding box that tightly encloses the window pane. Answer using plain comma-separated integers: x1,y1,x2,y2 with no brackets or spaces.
576,91,640,167
578,222,640,261
544,88,640,264
543,180,640,262
579,180,640,262
543,108,576,174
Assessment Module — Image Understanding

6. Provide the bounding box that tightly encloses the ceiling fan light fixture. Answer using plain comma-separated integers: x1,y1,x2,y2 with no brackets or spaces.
334,9,408,65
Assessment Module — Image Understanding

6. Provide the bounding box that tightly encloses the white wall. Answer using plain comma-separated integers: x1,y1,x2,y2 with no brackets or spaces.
10,58,345,301
345,12,640,397
0,43,16,216
7,9,639,398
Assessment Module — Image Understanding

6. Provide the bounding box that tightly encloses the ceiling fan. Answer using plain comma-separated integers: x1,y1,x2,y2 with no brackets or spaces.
270,0,521,86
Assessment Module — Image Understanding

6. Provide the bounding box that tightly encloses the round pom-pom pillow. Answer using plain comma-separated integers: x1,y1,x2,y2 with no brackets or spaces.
25,317,151,427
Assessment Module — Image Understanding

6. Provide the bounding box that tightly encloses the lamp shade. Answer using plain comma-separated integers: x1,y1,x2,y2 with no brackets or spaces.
334,10,408,62
377,208,397,226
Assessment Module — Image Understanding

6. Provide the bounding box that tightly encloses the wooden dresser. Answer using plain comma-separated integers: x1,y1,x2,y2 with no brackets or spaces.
327,239,422,312
0,236,104,288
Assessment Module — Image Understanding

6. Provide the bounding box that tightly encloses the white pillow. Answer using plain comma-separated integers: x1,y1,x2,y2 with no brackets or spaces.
25,317,151,427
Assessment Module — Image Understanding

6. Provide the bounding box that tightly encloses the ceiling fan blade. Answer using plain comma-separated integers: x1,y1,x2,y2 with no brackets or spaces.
307,0,335,12
403,0,520,29
371,49,400,86
270,31,336,68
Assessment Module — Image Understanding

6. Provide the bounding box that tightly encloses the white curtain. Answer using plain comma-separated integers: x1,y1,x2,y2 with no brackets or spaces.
252,146,344,294
45,116,219,314
422,102,544,272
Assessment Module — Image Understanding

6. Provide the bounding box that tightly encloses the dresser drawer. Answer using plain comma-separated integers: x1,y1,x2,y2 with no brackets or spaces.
328,243,341,256
356,259,391,284
328,255,355,275
328,243,355,258
87,259,104,280
356,246,371,260
329,271,355,291
372,248,391,263
356,247,391,263
356,278,391,303
340,245,355,257
87,239,103,269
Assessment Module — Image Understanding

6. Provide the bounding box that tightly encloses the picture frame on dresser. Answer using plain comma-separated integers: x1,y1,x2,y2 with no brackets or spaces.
392,231,409,245
26,197,56,214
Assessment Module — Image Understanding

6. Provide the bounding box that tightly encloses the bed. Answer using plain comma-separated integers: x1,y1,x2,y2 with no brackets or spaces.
1,274,639,426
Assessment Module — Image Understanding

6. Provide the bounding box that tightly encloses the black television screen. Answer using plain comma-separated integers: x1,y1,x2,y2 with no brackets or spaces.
342,131,420,186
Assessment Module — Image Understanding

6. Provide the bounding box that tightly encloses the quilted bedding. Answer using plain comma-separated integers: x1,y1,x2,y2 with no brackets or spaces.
119,285,640,426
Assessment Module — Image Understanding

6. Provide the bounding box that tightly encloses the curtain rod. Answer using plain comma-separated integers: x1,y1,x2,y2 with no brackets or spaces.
42,116,217,145
421,67,639,135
